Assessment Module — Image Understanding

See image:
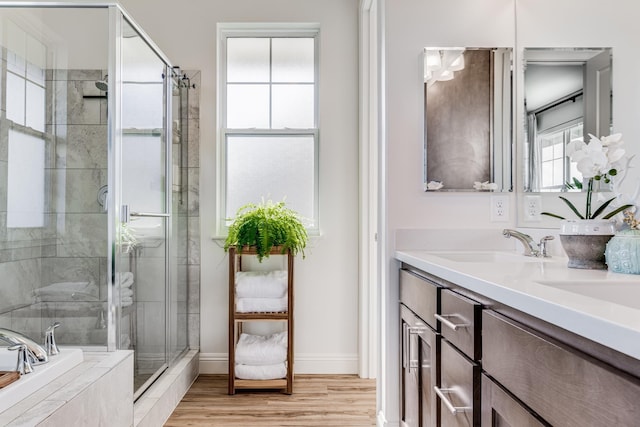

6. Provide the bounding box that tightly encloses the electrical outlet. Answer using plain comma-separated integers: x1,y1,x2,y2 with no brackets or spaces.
491,195,509,222
525,195,542,221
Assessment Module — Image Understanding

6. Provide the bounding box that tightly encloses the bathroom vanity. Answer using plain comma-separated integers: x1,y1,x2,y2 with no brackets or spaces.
397,250,640,427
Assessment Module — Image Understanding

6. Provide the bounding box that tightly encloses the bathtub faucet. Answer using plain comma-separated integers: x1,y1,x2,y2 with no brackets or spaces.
44,322,61,356
9,344,34,375
0,328,48,365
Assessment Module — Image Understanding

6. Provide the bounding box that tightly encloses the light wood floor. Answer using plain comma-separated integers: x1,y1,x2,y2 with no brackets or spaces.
164,374,377,426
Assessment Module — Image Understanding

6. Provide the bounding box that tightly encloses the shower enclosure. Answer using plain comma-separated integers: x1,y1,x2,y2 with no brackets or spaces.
0,3,192,400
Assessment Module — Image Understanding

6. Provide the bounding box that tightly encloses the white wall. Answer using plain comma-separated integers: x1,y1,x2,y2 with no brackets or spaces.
382,0,640,424
118,0,361,374
381,0,516,423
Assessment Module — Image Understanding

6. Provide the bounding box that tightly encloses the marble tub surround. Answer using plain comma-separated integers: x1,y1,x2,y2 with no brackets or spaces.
0,350,133,426
396,250,640,361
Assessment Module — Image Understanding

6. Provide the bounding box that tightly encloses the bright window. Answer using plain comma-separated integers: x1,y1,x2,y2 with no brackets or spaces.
537,122,584,191
219,27,319,233
7,130,45,228
5,22,46,228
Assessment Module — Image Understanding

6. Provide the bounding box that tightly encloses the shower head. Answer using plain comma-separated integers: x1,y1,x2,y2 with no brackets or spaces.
95,75,108,92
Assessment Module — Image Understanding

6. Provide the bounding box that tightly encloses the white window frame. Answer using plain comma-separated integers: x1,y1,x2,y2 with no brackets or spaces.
537,120,583,191
216,24,320,237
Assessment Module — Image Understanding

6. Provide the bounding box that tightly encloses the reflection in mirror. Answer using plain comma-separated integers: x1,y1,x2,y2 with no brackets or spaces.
523,48,612,192
424,47,513,192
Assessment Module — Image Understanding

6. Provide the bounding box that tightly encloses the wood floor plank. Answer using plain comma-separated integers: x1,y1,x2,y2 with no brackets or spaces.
164,374,376,426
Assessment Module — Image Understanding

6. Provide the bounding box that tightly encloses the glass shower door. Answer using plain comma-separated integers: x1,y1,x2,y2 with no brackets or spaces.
119,17,170,397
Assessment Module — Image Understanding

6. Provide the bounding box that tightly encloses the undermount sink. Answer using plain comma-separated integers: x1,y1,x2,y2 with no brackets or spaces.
428,251,541,263
535,280,640,310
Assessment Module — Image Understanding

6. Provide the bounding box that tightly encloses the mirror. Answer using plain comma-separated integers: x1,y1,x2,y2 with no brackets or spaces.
423,47,513,192
523,47,612,192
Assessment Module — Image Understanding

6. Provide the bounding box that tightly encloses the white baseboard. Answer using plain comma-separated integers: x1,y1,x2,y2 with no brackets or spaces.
199,352,359,375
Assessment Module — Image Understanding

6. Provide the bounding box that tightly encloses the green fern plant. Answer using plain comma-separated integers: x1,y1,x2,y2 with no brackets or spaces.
224,199,308,261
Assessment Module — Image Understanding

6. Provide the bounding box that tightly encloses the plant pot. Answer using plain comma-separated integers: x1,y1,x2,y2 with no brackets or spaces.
559,220,615,270
605,229,640,274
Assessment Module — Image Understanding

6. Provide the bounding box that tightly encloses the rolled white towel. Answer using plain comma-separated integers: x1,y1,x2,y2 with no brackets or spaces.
118,272,134,288
122,297,133,307
235,296,288,313
235,362,287,380
121,288,134,298
235,270,287,298
235,332,287,366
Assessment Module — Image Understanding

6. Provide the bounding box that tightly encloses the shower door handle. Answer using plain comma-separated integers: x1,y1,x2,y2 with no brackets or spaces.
121,205,169,223
130,212,170,218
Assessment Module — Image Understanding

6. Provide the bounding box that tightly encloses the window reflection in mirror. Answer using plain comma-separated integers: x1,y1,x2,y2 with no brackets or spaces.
523,48,612,192
424,47,513,192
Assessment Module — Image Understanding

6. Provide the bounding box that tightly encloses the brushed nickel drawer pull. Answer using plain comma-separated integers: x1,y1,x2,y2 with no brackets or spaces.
433,386,472,415
407,323,428,372
434,313,469,331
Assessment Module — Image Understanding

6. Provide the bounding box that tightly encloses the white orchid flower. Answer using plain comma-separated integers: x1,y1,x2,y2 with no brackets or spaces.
599,132,623,146
568,134,625,178
566,138,585,157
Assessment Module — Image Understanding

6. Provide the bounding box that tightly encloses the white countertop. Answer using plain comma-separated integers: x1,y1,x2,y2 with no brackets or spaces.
396,250,640,361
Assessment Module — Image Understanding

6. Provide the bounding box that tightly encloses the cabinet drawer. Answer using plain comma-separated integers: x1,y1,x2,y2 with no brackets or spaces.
438,289,481,360
437,339,480,427
483,310,640,427
400,269,439,330
481,374,548,427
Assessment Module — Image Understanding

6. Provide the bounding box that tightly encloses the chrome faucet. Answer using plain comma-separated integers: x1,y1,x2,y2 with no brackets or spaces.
503,229,540,257
0,328,48,365
538,235,555,258
9,343,34,375
44,322,61,356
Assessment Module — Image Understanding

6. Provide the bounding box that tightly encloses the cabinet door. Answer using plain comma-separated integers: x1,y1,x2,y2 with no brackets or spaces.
401,309,420,427
420,323,440,427
481,374,548,427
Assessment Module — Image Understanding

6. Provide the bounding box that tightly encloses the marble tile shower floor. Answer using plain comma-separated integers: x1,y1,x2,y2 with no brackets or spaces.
164,374,377,426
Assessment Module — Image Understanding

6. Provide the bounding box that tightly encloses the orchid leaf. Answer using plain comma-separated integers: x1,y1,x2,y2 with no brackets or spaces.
590,197,615,219
559,196,585,219
603,204,634,220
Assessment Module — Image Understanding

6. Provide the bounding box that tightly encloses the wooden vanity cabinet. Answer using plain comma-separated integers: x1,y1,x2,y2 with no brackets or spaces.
399,262,640,427
483,310,640,426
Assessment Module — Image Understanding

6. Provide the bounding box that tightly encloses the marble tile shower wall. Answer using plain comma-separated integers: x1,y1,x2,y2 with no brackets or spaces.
185,71,201,351
0,67,109,346
0,65,201,352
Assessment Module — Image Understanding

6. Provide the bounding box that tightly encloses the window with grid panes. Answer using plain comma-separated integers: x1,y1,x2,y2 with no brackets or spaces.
538,122,583,191
219,28,319,233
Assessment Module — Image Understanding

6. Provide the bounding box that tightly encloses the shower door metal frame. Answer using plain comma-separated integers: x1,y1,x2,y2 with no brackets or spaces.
107,2,176,355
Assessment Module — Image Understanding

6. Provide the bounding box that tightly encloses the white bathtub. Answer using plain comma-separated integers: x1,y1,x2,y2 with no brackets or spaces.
0,347,83,414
